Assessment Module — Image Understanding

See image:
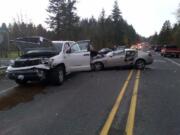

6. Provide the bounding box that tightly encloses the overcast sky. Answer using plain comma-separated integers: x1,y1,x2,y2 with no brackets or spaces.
0,0,179,37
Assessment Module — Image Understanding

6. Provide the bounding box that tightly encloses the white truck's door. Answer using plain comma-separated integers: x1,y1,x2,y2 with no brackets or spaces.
66,42,91,72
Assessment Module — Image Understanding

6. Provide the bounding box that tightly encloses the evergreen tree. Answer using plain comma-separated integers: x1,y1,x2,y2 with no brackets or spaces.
36,24,48,37
112,0,122,22
2,0,139,52
98,9,106,48
46,0,66,38
1,23,8,31
65,0,79,40
0,23,9,57
111,0,123,45
158,20,173,45
173,24,180,47
26,23,36,36
149,32,158,45
47,0,79,40
177,3,180,22
9,22,21,39
99,9,106,24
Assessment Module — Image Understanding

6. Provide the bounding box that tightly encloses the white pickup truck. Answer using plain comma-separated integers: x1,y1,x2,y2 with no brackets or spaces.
7,40,92,85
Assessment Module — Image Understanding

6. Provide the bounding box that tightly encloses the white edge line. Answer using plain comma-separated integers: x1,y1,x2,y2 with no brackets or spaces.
0,85,18,95
165,58,180,67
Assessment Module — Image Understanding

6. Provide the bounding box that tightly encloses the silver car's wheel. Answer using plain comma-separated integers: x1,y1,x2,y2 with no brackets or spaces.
135,59,145,70
94,62,103,71
90,64,95,71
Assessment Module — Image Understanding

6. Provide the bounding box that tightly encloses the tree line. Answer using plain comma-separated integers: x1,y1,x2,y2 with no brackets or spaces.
0,0,139,52
149,3,180,47
46,0,140,49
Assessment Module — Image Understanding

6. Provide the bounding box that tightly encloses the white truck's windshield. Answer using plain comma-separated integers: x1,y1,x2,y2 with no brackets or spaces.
52,43,63,52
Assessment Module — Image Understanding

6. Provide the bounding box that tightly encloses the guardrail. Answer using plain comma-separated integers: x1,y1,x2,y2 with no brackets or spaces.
0,59,11,67
0,66,7,70
0,66,7,77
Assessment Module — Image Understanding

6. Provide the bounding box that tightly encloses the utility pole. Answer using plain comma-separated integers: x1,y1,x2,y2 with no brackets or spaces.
0,28,9,58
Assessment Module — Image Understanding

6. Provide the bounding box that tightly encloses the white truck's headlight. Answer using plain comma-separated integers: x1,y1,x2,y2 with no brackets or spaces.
41,58,54,67
10,60,15,66
48,59,54,66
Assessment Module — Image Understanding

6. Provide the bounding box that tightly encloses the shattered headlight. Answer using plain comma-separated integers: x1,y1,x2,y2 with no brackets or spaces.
41,58,49,65
48,58,54,67
41,58,54,67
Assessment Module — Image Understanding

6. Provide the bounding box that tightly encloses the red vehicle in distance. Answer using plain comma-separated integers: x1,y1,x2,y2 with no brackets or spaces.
161,45,180,58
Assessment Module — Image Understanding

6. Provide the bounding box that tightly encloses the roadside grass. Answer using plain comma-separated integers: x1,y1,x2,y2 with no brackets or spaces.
0,69,6,78
0,51,19,78
7,51,20,59
0,51,20,59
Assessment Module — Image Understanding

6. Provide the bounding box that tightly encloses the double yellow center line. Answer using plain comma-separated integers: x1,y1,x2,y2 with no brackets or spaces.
125,70,141,135
100,70,141,135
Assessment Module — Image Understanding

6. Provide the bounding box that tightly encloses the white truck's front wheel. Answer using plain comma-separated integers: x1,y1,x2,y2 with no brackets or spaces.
15,79,27,85
50,66,65,85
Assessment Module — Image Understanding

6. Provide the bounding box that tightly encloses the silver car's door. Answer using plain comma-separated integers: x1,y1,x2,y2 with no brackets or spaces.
124,50,137,65
106,51,126,67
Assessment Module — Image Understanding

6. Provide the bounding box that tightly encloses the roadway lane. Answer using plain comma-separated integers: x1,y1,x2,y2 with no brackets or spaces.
165,57,180,66
0,69,130,135
134,54,180,135
0,76,17,92
1,53,179,135
171,58,180,64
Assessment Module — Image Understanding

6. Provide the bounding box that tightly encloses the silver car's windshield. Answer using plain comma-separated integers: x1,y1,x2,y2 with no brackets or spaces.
106,52,113,57
106,50,125,57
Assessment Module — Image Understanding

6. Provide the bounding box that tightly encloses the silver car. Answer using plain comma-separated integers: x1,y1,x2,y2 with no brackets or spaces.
91,49,153,70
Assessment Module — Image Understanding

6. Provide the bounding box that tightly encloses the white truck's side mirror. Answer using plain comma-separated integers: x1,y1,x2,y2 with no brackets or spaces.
66,48,71,54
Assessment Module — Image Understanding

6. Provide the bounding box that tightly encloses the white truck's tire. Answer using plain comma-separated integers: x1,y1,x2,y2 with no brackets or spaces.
50,66,64,85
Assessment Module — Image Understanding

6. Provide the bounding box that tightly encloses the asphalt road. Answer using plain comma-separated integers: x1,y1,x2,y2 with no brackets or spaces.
134,55,180,135
0,53,179,135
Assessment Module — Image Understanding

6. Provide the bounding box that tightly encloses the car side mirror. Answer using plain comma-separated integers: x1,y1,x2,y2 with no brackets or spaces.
109,54,113,57
107,53,113,57
66,48,71,54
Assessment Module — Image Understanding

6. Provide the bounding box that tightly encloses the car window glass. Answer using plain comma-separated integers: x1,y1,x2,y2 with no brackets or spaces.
71,43,80,53
126,51,136,57
78,42,89,52
52,42,63,52
113,51,125,56
64,43,70,53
